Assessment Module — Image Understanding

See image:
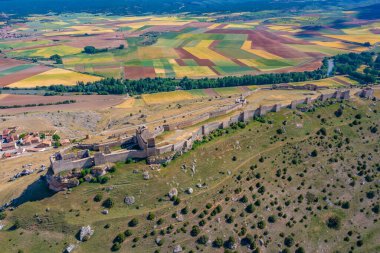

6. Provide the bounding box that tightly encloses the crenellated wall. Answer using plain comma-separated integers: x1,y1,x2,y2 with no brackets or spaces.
51,89,357,173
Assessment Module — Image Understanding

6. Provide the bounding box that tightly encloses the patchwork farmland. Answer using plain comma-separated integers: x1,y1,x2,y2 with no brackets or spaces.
0,12,379,87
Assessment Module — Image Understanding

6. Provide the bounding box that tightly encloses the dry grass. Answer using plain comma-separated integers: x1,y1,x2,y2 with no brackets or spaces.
142,90,196,104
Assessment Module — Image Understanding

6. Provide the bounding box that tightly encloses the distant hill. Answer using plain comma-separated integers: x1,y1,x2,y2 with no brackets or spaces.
1,0,379,16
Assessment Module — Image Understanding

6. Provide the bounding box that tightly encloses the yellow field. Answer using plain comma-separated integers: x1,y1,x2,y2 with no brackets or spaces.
238,58,260,67
44,25,114,36
26,45,82,57
241,41,283,59
115,98,136,109
208,23,221,29
142,90,196,104
324,34,380,45
172,66,216,78
224,24,253,29
183,46,230,61
196,40,214,47
312,41,367,52
7,68,102,88
267,25,302,33
137,47,178,59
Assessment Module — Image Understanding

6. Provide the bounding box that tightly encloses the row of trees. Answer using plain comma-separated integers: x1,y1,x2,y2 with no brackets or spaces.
43,58,330,95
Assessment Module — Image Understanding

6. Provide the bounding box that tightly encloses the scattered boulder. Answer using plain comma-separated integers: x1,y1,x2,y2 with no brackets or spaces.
79,225,94,241
155,237,161,244
124,196,135,205
143,171,150,180
176,213,184,222
102,210,109,215
173,245,182,253
168,188,178,199
187,187,193,194
64,244,75,253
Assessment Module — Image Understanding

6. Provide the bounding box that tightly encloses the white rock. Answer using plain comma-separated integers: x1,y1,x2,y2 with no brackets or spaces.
124,196,135,205
79,225,94,241
102,210,109,215
168,188,178,199
187,187,193,194
173,245,182,253
143,171,150,180
64,244,75,253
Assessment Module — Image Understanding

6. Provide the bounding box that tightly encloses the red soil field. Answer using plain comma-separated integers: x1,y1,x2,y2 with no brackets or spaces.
0,94,124,114
206,29,308,58
0,65,51,87
124,66,156,79
0,57,26,71
175,59,187,66
204,88,219,97
175,48,215,66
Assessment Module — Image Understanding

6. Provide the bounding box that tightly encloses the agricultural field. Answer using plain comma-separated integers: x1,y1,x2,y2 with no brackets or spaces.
0,10,379,85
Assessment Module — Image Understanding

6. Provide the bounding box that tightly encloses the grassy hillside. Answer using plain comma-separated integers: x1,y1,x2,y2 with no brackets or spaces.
0,97,379,253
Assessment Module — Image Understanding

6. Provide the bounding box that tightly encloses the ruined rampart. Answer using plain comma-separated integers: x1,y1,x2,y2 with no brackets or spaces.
51,89,361,173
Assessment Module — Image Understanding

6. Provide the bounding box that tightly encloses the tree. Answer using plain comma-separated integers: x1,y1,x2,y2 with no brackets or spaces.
118,44,125,49
84,46,96,54
128,218,139,227
213,237,223,248
197,235,209,245
40,133,46,139
326,216,341,230
284,236,294,247
190,225,200,237
147,212,155,220
245,204,255,213
93,193,103,202
102,198,114,208
0,211,7,220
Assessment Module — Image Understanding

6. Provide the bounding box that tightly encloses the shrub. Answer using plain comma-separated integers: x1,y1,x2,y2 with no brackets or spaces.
0,212,6,220
102,198,114,208
114,233,126,243
190,225,200,237
13,219,21,229
124,229,132,237
197,235,209,245
245,204,255,213
147,212,155,220
128,218,139,227
326,216,341,230
295,247,306,253
284,236,294,247
94,193,103,202
268,215,276,223
213,237,223,248
111,242,121,251
341,201,350,209
257,220,266,229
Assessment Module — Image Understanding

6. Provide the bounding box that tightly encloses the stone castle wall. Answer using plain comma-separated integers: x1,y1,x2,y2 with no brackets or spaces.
51,89,359,173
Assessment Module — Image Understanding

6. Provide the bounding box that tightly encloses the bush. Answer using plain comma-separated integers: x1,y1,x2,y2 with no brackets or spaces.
128,218,139,227
0,212,6,220
102,198,114,208
257,220,266,229
341,201,350,209
190,225,200,237
94,193,103,202
13,220,21,229
111,242,121,251
122,229,131,237
114,233,126,243
295,247,306,253
197,235,209,245
213,237,223,248
326,216,341,230
284,236,294,247
268,215,276,223
245,204,255,213
147,212,155,220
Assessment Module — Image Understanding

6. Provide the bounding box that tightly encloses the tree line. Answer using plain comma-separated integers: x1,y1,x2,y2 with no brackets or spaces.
2,52,378,96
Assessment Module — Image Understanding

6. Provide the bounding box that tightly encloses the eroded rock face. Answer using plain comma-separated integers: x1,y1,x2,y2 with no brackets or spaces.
124,196,135,205
168,188,178,199
79,225,94,241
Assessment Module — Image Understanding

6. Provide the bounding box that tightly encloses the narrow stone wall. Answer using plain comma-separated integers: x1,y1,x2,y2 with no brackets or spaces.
51,89,356,173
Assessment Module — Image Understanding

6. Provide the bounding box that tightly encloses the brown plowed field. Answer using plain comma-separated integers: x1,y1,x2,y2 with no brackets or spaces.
0,65,51,87
0,94,124,114
124,66,156,79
